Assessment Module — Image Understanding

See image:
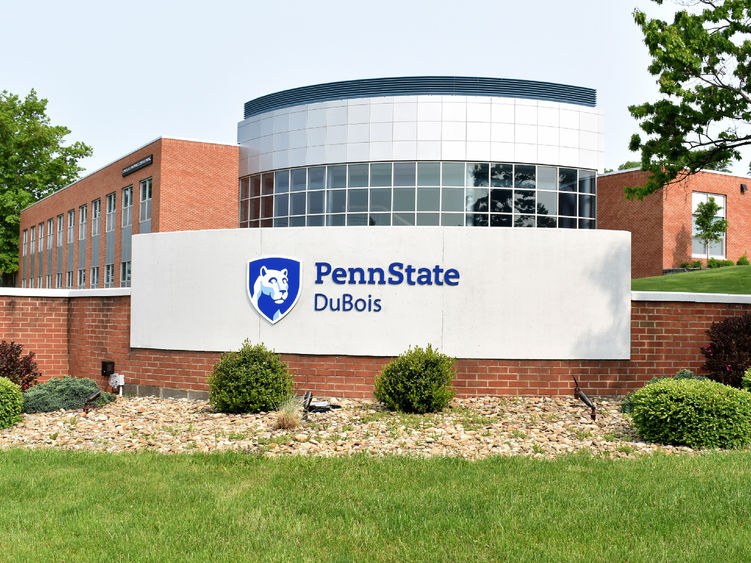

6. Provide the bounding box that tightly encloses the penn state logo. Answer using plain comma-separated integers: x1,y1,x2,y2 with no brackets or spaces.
247,257,302,324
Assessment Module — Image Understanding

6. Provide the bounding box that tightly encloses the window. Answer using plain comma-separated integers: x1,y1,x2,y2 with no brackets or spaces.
78,205,87,240
77,269,85,288
243,161,597,230
120,261,131,287
140,178,152,221
37,276,42,288
91,266,99,288
122,186,132,227
47,219,53,249
104,264,114,288
45,274,51,288
55,272,62,288
105,193,116,232
91,199,101,236
56,214,64,247
67,210,75,243
66,270,74,288
29,226,35,255
29,278,33,288
38,223,44,253
22,230,27,257
692,192,726,258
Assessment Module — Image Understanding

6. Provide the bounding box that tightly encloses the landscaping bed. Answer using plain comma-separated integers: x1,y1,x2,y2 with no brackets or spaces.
0,395,693,458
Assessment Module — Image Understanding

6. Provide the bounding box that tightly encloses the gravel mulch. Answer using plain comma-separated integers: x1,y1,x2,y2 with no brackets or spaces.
0,395,694,458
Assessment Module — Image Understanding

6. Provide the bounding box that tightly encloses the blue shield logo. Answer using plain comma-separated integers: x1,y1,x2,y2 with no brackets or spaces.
247,257,302,324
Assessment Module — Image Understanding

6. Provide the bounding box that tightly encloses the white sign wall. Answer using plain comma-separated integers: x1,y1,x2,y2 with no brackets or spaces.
130,227,630,359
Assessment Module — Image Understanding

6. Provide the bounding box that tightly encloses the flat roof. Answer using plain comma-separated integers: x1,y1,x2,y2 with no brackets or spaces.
243,76,597,119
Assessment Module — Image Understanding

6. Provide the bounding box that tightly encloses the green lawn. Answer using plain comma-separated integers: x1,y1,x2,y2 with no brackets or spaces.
3,449,751,561
632,265,751,293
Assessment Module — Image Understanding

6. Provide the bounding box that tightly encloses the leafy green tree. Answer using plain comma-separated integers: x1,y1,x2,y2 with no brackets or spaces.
627,0,751,199
694,197,728,264
0,89,92,284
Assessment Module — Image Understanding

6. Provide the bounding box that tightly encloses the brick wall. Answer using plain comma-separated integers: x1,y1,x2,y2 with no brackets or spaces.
157,138,239,232
2,293,749,398
597,170,664,279
598,169,751,278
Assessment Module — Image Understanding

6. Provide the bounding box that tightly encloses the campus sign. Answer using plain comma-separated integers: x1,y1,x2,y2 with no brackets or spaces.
130,227,631,360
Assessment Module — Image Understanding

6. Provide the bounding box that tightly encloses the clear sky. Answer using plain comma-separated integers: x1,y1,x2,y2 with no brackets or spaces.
3,0,724,177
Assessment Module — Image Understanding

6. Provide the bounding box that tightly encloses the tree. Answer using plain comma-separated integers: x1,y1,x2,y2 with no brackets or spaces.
604,160,642,173
0,90,92,284
627,0,751,199
694,196,728,263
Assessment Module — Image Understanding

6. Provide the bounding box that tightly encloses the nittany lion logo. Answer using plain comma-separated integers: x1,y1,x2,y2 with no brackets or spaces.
247,257,301,324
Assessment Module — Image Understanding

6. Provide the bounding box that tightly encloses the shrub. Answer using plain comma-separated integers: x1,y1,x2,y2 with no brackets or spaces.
0,341,41,391
702,313,751,387
679,261,690,269
692,260,702,268
621,369,707,414
738,253,750,266
631,378,751,449
209,340,293,414
22,376,115,414
374,344,455,414
0,377,23,429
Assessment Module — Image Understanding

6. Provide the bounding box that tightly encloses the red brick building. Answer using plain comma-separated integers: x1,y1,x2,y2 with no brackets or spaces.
18,137,238,289
598,169,751,278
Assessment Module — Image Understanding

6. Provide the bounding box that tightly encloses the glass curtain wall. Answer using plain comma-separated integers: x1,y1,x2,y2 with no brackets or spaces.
240,162,596,229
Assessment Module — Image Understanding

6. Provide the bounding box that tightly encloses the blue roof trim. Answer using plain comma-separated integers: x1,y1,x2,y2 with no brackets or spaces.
243,76,596,119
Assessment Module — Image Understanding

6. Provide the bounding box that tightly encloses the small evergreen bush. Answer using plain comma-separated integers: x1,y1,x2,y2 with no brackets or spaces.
707,258,735,268
738,253,750,266
621,369,706,414
209,340,293,414
691,260,702,268
702,313,751,387
374,344,455,414
0,341,41,391
631,378,751,449
0,377,23,429
22,376,115,414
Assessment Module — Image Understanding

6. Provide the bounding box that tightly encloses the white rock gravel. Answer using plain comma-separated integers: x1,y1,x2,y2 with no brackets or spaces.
0,395,694,458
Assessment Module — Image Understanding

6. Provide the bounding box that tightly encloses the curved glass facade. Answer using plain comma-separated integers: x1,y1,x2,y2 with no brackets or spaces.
239,162,596,229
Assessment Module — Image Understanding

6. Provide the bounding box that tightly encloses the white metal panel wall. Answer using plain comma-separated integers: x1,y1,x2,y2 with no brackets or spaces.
130,227,629,359
237,95,605,177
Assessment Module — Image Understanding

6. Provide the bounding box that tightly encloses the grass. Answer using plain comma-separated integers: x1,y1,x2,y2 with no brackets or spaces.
4,449,751,560
632,265,751,294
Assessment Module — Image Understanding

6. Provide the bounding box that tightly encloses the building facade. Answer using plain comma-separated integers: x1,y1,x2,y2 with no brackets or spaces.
237,77,604,231
598,169,751,278
18,137,238,289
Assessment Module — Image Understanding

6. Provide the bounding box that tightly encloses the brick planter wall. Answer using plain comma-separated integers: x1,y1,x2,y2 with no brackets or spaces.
1,292,750,398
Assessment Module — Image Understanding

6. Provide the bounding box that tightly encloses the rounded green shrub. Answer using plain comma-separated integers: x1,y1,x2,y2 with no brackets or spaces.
0,377,23,429
22,376,116,414
738,253,750,266
621,369,706,414
209,340,293,413
631,378,751,449
374,344,455,414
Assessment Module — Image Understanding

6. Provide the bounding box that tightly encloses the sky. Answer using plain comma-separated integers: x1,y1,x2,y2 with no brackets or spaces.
2,0,723,177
